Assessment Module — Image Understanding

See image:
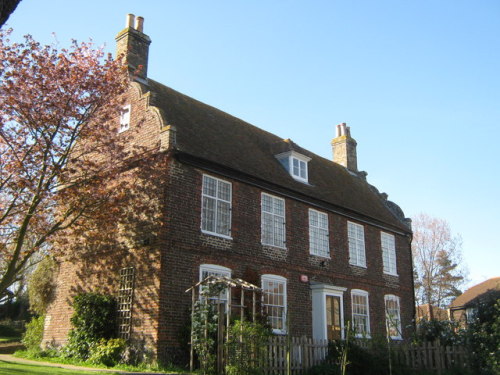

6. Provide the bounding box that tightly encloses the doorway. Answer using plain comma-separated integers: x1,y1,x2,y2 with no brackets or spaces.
326,295,342,340
311,283,346,341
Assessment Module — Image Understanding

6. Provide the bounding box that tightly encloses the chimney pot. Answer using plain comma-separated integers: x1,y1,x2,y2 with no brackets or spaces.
116,13,151,81
126,14,135,28
135,16,144,32
331,123,358,172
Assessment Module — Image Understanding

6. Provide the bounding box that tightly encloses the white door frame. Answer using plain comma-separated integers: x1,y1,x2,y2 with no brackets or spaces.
311,283,347,340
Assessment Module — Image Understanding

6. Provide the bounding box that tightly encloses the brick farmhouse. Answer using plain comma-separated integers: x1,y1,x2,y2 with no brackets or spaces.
43,15,415,363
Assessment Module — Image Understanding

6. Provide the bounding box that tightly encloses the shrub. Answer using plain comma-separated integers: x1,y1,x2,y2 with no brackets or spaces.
465,295,500,375
63,292,117,360
88,338,126,366
191,300,219,375
28,256,56,315
414,318,464,346
306,362,341,375
21,315,45,353
0,320,22,337
308,337,412,375
225,319,271,375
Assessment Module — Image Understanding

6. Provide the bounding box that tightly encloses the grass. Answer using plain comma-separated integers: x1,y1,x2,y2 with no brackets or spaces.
0,359,121,374
0,336,20,343
14,350,186,373
0,323,23,343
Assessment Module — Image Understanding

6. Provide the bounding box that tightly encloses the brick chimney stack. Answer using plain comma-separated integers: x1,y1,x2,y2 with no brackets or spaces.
331,123,358,172
115,14,151,81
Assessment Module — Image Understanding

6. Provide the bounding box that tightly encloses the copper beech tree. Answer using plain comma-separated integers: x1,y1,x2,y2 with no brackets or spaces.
0,30,135,300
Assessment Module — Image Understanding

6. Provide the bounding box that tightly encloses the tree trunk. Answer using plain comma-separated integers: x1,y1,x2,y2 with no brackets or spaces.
0,0,22,27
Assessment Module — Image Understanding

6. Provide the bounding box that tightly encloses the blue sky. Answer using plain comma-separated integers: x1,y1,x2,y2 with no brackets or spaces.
6,1,499,289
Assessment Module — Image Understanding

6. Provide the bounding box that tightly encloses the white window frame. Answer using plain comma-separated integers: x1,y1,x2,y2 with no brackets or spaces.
309,209,330,258
381,232,398,276
201,174,232,239
348,222,366,267
291,156,308,182
275,151,311,183
119,104,131,133
466,306,477,323
261,274,287,334
385,294,402,340
261,193,286,248
199,264,231,304
351,289,370,338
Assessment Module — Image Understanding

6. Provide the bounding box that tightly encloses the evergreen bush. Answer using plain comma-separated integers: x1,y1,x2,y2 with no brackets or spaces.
225,319,270,375
465,295,500,375
63,292,117,360
27,256,56,315
21,315,45,353
88,338,127,366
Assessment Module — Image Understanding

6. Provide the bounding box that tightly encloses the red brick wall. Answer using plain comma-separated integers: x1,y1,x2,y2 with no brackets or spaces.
43,83,164,355
43,246,162,355
45,83,415,364
158,161,415,358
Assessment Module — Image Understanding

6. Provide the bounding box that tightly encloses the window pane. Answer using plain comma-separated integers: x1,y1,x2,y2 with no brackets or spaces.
216,201,230,235
309,210,318,226
385,296,401,338
274,215,284,246
203,176,217,197
200,266,231,302
352,292,369,336
262,277,286,332
348,223,365,266
262,212,273,244
299,160,306,178
381,233,396,274
274,198,284,216
293,158,299,176
262,195,285,247
262,194,272,213
202,176,232,236
217,180,231,201
202,197,216,232
310,210,329,257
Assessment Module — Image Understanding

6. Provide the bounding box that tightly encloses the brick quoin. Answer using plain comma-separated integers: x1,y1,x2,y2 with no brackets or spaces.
44,14,415,365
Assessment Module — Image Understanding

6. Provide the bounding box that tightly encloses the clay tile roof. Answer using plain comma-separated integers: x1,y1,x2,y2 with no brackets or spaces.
147,79,410,232
451,277,500,308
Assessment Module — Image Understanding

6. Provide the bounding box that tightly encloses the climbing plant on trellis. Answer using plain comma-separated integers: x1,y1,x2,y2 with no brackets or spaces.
186,275,262,374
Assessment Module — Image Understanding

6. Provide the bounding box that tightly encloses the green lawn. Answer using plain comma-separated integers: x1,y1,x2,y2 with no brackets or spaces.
0,337,20,343
0,359,121,374
0,325,22,343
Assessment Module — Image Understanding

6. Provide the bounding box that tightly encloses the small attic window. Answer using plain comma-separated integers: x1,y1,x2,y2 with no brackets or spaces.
119,104,131,133
275,151,311,183
292,157,307,180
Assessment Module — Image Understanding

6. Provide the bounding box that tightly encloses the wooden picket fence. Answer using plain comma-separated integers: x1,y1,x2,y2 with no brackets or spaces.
393,340,469,374
260,336,329,375
259,337,469,375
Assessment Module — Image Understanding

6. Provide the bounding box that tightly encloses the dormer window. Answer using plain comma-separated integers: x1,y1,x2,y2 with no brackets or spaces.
275,151,311,183
292,157,307,180
119,104,131,133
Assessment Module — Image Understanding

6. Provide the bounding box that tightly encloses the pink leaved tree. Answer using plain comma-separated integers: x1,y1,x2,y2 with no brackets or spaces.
0,30,132,300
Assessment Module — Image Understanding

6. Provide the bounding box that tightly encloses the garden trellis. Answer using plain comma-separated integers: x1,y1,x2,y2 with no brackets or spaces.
185,275,261,373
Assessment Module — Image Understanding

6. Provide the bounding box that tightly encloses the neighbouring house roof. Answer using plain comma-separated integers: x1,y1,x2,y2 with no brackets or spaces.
416,304,448,321
145,79,411,233
450,277,500,309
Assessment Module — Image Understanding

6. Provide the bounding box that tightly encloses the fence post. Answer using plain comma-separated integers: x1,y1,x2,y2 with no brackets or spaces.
437,340,441,373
